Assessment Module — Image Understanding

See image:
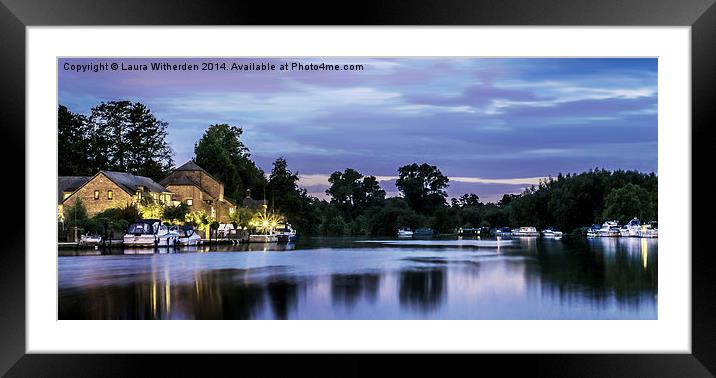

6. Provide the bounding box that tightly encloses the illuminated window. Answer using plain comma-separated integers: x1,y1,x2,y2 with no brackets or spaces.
107,190,113,200
63,193,71,200
186,199,193,206
94,190,100,200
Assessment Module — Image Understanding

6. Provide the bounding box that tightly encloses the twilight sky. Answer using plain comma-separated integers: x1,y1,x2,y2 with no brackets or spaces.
58,58,657,202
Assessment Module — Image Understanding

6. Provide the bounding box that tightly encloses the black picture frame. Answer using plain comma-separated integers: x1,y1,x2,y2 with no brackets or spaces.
1,0,714,376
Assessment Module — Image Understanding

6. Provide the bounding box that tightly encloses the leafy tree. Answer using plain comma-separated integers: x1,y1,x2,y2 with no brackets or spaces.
58,105,92,176
229,207,255,229
267,157,319,236
451,193,481,208
395,163,449,214
87,101,173,180
602,183,655,224
326,168,386,220
163,203,189,224
194,123,266,201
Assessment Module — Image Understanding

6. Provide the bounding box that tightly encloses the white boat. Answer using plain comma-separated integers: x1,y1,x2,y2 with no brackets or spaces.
541,228,563,238
597,220,621,237
397,228,414,238
123,219,180,247
171,225,202,246
249,234,278,243
620,217,642,237
275,223,297,243
587,224,602,237
512,227,539,236
79,233,103,246
638,221,658,238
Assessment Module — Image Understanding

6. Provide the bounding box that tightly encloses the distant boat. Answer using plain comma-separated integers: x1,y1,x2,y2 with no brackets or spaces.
597,220,621,237
397,228,414,238
249,234,278,243
79,233,103,246
123,219,179,247
541,228,563,238
620,217,642,237
275,223,297,243
457,227,479,237
413,228,435,238
512,227,539,236
587,224,602,237
638,221,658,238
495,227,512,237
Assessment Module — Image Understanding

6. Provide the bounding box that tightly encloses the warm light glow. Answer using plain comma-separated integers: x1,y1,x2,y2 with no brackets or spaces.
641,238,648,269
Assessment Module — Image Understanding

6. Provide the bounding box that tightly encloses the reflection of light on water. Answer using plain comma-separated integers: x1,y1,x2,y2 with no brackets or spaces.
641,238,648,269
165,270,171,314
151,281,157,318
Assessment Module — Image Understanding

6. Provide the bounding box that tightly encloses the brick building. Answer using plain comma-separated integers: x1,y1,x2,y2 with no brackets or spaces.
59,171,172,217
160,161,236,223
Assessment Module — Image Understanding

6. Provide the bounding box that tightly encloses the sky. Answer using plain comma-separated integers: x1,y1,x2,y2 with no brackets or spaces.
58,58,657,202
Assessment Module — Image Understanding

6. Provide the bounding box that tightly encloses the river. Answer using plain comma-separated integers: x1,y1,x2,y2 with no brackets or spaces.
58,236,657,320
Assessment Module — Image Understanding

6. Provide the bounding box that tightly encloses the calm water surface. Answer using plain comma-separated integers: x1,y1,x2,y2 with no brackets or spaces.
58,237,657,319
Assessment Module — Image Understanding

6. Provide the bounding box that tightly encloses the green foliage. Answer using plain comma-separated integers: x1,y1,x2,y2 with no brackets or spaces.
58,102,174,181
64,198,89,230
507,169,658,231
229,207,255,229
395,163,449,214
326,168,386,220
267,157,320,236
602,183,655,224
194,123,267,201
163,203,190,224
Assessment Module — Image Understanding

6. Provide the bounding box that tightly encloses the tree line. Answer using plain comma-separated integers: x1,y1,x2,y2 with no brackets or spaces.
59,101,657,237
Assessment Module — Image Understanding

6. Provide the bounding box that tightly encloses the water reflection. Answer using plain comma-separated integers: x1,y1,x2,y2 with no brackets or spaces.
331,273,381,307
399,268,446,311
58,237,657,319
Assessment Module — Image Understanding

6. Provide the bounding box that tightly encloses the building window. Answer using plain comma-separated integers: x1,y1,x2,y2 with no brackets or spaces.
107,190,113,200
186,199,193,206
94,190,100,200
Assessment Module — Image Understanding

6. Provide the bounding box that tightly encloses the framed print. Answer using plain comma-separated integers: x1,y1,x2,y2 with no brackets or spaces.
2,0,715,376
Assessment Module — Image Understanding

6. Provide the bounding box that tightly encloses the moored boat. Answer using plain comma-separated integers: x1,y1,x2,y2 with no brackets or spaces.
249,234,278,243
275,223,298,243
171,225,202,246
123,219,179,247
413,228,435,238
79,233,103,246
397,228,414,238
541,228,563,238
620,217,642,237
598,220,621,237
495,227,512,237
638,221,658,238
512,226,539,237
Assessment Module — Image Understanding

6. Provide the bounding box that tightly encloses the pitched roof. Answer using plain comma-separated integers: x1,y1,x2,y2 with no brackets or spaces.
101,171,168,194
160,174,201,187
58,176,90,203
174,160,207,172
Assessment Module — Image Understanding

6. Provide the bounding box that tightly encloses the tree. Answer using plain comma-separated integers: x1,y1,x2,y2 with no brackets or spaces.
395,163,449,214
326,168,386,220
267,157,319,235
58,105,92,176
194,123,266,201
451,193,481,208
87,101,174,181
163,203,190,224
602,183,655,224
229,207,254,229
